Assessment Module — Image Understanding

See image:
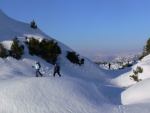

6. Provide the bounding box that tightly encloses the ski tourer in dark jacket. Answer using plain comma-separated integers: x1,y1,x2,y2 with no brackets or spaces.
53,63,61,77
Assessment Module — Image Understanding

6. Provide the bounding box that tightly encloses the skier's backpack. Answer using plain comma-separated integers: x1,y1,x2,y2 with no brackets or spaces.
38,62,41,69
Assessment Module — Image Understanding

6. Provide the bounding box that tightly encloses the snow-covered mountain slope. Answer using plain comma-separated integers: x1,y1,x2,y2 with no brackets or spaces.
110,54,150,107
1,8,150,113
0,9,113,113
0,9,109,83
0,9,45,40
89,53,141,62
0,9,72,52
111,54,150,87
121,79,150,105
112,53,141,63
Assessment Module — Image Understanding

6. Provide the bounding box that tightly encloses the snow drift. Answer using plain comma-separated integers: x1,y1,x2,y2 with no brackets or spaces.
0,77,107,113
122,79,150,105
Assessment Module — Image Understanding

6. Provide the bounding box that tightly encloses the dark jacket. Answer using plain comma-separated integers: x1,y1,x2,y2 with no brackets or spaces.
54,65,60,71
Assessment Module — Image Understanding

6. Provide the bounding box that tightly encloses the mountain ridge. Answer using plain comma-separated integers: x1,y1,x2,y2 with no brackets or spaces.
90,52,141,62
0,9,73,52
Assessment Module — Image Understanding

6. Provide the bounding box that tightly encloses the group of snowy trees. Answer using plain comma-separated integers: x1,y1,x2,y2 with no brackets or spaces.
0,36,61,64
0,20,85,66
0,37,24,59
0,36,85,66
66,51,84,66
25,37,61,64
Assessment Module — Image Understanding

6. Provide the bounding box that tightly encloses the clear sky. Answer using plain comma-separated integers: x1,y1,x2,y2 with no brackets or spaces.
0,0,150,57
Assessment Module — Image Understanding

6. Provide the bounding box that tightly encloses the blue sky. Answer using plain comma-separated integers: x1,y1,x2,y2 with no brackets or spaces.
0,0,150,56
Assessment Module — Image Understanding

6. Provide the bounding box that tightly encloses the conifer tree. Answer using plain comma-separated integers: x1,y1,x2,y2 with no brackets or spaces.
26,37,61,64
10,37,24,59
0,43,7,58
139,38,150,60
80,58,85,66
28,37,40,55
146,38,150,54
66,51,85,66
30,20,37,29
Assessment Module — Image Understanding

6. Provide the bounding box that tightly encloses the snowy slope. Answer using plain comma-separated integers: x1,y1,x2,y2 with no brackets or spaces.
0,77,106,113
0,9,114,113
111,54,150,87
122,79,150,105
110,54,150,106
1,8,150,113
0,9,72,52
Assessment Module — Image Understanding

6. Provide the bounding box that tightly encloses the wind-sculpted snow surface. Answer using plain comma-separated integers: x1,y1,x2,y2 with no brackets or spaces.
122,79,150,105
0,77,116,113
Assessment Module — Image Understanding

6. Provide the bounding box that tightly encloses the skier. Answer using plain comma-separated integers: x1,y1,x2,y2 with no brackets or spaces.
108,63,111,70
53,63,61,77
32,61,43,77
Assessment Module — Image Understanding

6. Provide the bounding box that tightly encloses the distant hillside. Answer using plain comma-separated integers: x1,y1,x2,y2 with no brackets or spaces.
89,53,141,62
112,53,141,63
